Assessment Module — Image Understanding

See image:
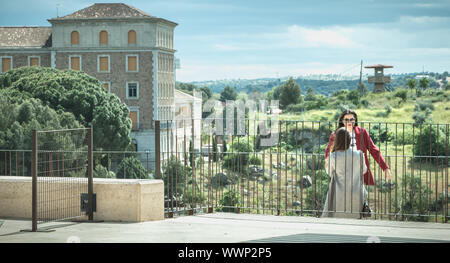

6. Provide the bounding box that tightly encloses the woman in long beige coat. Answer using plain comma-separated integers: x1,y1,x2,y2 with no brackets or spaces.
322,127,368,219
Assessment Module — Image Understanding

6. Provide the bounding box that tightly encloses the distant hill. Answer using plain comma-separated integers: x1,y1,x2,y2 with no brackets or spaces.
187,72,446,97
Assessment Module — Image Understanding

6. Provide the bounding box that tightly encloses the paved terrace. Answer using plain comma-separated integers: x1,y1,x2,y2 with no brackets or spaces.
1,213,449,243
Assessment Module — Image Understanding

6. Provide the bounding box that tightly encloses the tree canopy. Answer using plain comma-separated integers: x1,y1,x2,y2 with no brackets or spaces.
220,85,238,102
279,77,302,109
0,67,132,150
0,96,83,150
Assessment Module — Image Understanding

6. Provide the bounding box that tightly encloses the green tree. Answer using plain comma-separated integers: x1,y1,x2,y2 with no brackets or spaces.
220,86,238,102
0,97,83,150
0,67,131,150
279,77,301,109
419,77,430,91
304,87,316,101
414,125,447,157
394,88,408,102
346,89,360,105
199,86,212,101
406,78,417,91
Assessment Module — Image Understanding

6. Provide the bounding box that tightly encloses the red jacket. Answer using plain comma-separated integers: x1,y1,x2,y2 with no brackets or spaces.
325,126,389,186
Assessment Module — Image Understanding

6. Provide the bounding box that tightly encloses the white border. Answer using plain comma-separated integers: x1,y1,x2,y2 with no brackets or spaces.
68,55,82,71
126,81,139,99
27,56,41,67
99,30,108,46
126,54,139,72
102,81,111,93
0,56,13,73
129,106,140,130
71,31,80,46
128,29,137,46
97,55,110,73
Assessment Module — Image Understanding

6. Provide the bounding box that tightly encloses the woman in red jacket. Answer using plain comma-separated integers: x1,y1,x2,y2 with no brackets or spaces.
325,109,391,185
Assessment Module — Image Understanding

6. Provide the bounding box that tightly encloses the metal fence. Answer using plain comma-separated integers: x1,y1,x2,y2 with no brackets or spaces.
0,120,448,223
31,127,93,231
156,119,449,223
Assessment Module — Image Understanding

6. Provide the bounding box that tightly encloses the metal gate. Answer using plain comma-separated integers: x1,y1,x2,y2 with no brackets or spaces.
31,127,93,232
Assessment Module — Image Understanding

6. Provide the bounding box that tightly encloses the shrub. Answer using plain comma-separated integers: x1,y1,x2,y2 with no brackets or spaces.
412,111,427,126
399,174,434,222
223,137,254,172
182,188,205,208
414,125,447,157
210,172,236,188
286,103,305,113
93,164,115,178
219,189,241,213
369,124,393,144
116,156,149,179
249,155,262,165
394,88,408,102
304,171,329,215
162,155,192,197
414,101,434,112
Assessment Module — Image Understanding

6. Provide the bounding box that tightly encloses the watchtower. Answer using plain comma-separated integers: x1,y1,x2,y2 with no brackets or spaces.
364,64,393,92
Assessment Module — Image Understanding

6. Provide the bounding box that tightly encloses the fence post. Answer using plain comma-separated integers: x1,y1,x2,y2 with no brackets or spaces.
88,126,94,221
155,121,161,179
31,130,37,232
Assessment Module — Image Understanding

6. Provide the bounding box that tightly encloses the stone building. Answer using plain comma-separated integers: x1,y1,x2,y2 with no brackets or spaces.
174,89,203,154
0,3,178,167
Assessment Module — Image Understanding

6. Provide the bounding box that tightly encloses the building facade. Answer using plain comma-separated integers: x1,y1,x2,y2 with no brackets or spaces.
0,3,178,166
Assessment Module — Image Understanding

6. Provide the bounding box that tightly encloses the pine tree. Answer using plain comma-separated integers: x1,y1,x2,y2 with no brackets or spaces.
212,136,218,162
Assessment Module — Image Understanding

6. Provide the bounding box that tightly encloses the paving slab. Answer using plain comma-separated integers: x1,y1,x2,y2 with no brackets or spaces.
0,213,449,243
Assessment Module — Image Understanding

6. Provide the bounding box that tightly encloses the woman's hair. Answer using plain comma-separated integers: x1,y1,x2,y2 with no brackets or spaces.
331,127,351,152
338,109,358,128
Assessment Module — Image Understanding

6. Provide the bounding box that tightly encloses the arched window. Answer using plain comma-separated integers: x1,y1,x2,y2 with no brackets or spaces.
99,30,108,45
128,30,136,45
71,31,79,45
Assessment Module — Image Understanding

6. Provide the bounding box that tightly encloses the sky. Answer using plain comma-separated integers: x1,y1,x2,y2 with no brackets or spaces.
1,0,449,82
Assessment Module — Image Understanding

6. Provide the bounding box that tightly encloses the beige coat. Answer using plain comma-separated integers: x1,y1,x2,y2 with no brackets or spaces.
322,148,368,219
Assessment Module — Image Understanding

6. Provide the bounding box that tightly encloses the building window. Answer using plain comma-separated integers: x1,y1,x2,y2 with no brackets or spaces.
129,108,139,130
71,31,79,45
28,56,40,67
126,82,139,99
126,55,138,72
1,56,12,73
128,30,136,45
69,55,81,71
97,55,110,73
99,30,108,45
103,82,111,93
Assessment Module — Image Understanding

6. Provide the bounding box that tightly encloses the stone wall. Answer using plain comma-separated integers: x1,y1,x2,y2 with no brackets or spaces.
0,176,164,222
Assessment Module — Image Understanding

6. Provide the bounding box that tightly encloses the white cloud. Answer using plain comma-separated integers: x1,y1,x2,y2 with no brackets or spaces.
177,15,450,81
285,25,359,48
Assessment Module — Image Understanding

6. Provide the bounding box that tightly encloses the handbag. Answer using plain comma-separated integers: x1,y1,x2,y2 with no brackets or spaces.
361,200,372,218
358,150,371,218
